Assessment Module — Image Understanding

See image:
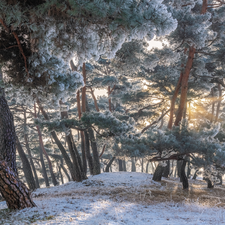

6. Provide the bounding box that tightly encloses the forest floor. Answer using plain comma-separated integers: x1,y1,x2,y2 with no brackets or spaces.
0,172,225,224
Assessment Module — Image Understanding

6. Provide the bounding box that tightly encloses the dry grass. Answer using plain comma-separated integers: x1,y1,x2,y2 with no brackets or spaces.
34,178,225,208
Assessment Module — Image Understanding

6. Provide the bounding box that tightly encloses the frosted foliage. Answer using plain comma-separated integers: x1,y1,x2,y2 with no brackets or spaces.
6,50,84,107
40,0,177,67
168,7,212,49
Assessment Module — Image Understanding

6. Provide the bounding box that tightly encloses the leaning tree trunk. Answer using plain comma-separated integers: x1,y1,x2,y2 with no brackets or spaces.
105,157,115,172
39,146,49,187
180,160,189,189
153,164,164,181
16,136,36,190
37,101,77,181
0,95,35,209
24,132,40,189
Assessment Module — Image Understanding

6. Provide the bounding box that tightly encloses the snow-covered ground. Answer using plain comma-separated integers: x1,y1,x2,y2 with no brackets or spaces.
0,172,225,224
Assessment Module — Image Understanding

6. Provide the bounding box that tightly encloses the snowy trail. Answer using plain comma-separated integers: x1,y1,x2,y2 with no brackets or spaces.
0,172,225,224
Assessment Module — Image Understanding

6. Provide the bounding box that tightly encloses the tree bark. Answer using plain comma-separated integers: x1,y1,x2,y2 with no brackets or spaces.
0,160,36,209
174,46,196,126
39,146,49,187
105,157,115,172
119,159,123,171
162,160,170,178
215,84,222,122
84,131,94,175
36,126,58,186
204,178,214,188
192,169,198,179
16,136,36,190
37,101,77,181
58,165,64,184
122,160,126,172
211,87,215,122
180,160,189,189
108,86,112,112
153,164,164,181
168,72,183,129
90,87,100,112
88,127,100,175
24,131,40,188
131,157,136,172
0,94,35,209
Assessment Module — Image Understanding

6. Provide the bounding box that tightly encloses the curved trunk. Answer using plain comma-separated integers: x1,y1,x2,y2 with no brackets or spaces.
0,160,36,209
0,95,35,209
105,157,115,172
192,169,198,180
16,136,36,190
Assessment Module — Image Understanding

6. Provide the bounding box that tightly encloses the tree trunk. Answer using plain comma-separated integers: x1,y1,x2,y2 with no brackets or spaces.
162,161,170,178
106,157,115,172
204,178,214,188
177,160,182,179
16,136,36,190
39,146,49,187
215,84,222,122
168,72,183,129
0,161,36,209
180,160,189,189
192,169,198,180
118,159,123,171
81,131,87,175
210,87,215,122
153,164,164,181
58,165,64,184
60,163,71,182
37,101,77,181
131,158,136,172
187,159,191,178
146,162,149,173
84,131,94,175
174,46,196,126
108,86,112,112
60,105,85,181
88,127,100,175
90,87,100,112
174,1,206,126
122,160,126,172
36,126,58,186
0,94,35,209
24,133,40,188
